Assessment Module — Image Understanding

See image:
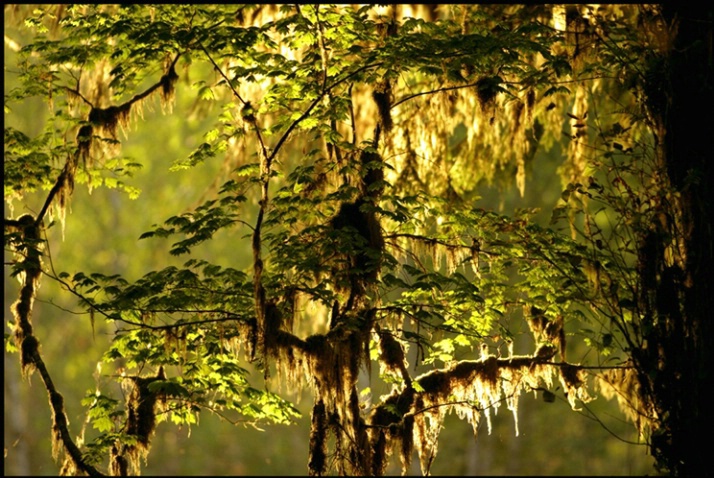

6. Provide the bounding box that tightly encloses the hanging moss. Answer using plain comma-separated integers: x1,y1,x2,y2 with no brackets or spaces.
597,364,653,436
370,426,389,476
263,300,283,355
19,335,39,377
122,367,166,474
76,125,94,164
376,325,411,386
88,103,132,139
329,199,384,306
125,378,159,448
160,62,179,108
348,389,372,475
475,75,502,110
360,149,385,200
49,392,67,460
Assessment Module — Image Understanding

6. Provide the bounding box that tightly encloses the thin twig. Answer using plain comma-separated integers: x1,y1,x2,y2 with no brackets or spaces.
199,43,247,106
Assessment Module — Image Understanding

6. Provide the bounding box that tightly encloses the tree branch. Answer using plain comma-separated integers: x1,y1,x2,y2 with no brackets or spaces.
28,345,105,476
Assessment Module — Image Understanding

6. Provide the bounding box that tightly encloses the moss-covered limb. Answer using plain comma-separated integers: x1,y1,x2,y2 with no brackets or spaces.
67,53,181,113
365,350,600,475
274,320,373,474
83,53,181,141
9,230,103,475
23,337,105,476
414,355,547,394
371,352,597,409
33,54,182,229
7,215,43,374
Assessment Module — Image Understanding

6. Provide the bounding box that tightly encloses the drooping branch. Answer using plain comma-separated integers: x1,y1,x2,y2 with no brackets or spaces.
46,265,254,331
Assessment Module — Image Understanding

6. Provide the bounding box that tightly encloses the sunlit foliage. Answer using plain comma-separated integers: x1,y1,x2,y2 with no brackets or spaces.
5,4,687,475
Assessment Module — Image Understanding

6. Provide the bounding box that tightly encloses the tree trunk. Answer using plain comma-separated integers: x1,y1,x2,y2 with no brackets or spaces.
642,5,714,475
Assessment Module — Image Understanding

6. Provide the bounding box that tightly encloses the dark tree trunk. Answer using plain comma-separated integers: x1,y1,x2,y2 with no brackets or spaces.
641,5,714,475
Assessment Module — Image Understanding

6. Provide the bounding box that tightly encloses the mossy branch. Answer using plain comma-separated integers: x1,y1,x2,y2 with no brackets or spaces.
29,342,105,476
